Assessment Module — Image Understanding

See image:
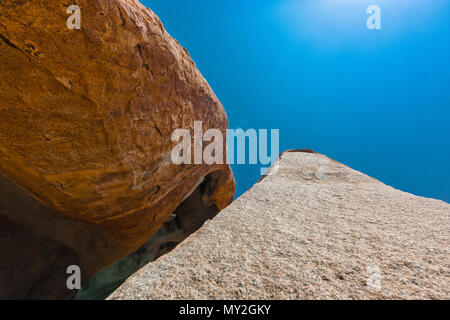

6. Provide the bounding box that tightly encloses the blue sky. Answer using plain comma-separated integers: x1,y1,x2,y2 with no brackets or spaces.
141,0,450,201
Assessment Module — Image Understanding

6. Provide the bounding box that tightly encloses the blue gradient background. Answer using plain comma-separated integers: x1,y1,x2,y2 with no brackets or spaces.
141,0,450,201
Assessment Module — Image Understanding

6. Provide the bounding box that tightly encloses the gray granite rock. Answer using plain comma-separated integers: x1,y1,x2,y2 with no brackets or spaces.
108,151,450,300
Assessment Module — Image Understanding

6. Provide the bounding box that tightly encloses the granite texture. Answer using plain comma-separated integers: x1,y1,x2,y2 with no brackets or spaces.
109,151,450,300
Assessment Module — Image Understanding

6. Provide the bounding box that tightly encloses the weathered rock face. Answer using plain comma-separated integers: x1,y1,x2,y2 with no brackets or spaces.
0,0,235,299
109,151,450,300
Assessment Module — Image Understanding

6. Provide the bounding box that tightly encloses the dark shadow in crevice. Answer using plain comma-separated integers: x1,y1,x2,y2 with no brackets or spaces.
76,170,222,300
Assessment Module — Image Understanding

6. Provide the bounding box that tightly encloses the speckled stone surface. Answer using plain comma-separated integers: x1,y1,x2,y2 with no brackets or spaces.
109,151,450,300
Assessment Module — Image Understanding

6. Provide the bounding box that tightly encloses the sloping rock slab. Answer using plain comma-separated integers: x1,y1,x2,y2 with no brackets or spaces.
109,151,450,299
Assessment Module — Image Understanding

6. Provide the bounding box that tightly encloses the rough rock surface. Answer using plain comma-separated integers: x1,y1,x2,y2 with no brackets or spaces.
0,0,234,299
109,151,450,300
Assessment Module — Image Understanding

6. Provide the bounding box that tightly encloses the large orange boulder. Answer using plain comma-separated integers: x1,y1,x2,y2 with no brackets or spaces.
0,0,234,298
